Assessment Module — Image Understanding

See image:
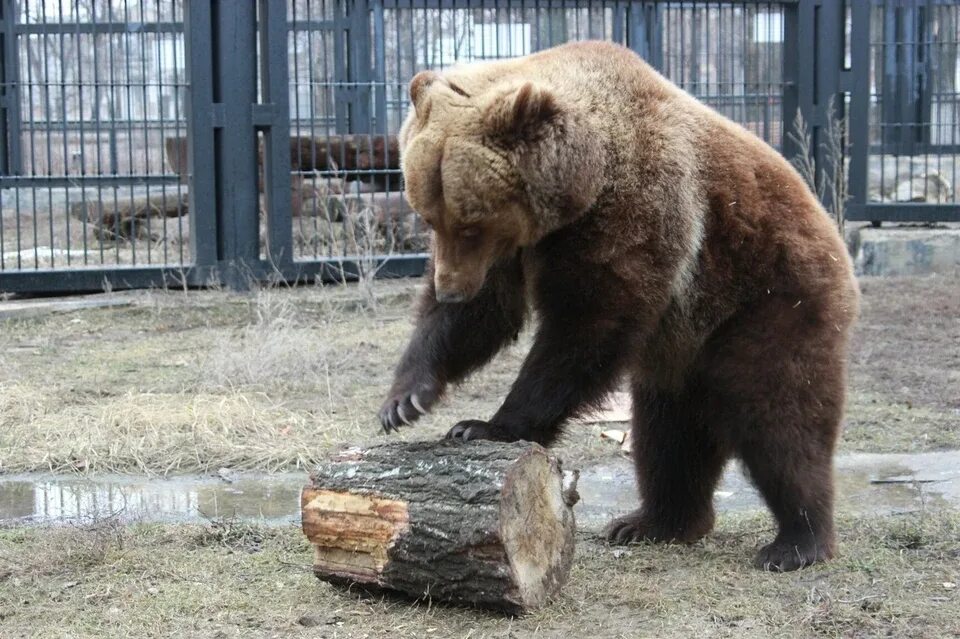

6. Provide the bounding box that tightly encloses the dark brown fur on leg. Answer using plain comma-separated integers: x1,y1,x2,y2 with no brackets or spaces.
379,255,526,432
446,313,630,445
701,296,848,571
606,379,729,544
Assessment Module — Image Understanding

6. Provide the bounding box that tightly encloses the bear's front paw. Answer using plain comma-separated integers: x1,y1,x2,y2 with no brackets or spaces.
379,379,442,433
445,420,518,442
605,511,663,545
605,509,709,545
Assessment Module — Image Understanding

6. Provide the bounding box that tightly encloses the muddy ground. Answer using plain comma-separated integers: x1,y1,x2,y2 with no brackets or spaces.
0,274,957,638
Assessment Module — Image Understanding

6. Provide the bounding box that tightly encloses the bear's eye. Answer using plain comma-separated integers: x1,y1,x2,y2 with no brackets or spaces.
457,226,481,239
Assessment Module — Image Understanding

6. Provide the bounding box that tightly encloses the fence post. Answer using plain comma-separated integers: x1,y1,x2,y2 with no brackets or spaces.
346,0,373,134
627,2,664,71
0,0,22,176
847,0,871,222
782,0,845,215
212,0,261,290
257,0,294,275
184,0,219,278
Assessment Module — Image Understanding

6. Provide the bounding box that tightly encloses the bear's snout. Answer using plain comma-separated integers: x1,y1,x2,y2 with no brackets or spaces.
435,289,469,304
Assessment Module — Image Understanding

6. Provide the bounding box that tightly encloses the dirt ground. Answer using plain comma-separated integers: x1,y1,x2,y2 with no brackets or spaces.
0,273,957,474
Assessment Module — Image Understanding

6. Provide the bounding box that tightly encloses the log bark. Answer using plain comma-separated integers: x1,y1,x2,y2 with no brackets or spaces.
70,194,189,240
70,194,188,224
301,440,579,614
164,135,400,178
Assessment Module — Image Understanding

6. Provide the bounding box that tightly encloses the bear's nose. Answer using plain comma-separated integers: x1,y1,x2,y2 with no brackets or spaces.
435,289,467,304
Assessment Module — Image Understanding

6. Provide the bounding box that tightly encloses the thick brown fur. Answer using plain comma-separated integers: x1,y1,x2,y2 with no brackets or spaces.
378,41,860,572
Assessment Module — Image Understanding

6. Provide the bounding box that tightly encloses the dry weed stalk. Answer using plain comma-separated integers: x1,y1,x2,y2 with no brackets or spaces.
787,95,848,233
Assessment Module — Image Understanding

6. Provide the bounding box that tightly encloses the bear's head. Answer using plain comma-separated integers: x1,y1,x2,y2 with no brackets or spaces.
399,70,604,303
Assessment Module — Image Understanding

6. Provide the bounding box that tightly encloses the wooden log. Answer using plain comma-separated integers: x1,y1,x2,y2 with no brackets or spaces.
288,135,400,174
70,193,188,223
164,135,400,178
301,440,579,614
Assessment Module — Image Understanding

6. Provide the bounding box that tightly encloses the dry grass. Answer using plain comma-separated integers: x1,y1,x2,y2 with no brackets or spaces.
0,510,957,638
0,275,957,475
201,289,336,391
788,98,848,233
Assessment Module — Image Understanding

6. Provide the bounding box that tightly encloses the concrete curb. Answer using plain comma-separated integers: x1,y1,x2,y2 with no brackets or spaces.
850,225,960,277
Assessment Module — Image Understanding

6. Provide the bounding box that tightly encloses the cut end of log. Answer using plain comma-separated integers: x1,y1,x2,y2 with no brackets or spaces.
301,440,578,614
500,448,576,610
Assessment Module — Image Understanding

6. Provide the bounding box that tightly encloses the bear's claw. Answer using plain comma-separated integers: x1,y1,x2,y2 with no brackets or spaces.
445,420,516,442
379,383,440,433
753,536,834,572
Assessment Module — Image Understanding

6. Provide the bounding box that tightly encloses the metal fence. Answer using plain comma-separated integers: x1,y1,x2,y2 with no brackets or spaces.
0,0,958,295
848,0,960,222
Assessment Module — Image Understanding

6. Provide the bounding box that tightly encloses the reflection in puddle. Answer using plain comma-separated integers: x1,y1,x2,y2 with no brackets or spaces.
0,451,956,529
0,475,304,526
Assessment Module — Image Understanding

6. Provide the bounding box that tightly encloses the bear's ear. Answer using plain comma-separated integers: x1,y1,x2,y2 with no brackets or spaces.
409,70,440,117
484,82,560,144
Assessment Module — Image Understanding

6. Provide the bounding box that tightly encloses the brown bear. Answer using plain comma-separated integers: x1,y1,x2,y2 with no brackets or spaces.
379,40,860,571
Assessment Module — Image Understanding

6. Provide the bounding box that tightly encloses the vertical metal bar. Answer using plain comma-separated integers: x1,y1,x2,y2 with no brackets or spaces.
373,1,387,135
91,0,105,264
170,1,187,266
258,0,293,271
627,2,649,63
816,0,844,213
1,0,23,175
333,0,349,133
42,0,55,267
848,0,872,218
72,5,89,264
213,0,259,288
184,0,218,270
152,0,167,265
349,0,372,134
121,0,138,265
782,0,813,164
57,0,71,265
138,0,152,264
612,1,624,46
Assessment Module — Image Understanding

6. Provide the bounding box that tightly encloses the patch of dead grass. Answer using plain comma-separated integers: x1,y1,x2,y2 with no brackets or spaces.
0,510,957,638
201,289,336,391
0,276,958,474
0,388,352,474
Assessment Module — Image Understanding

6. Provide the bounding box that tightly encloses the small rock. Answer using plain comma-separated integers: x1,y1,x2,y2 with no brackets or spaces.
943,582,956,590
892,173,952,203
296,614,323,627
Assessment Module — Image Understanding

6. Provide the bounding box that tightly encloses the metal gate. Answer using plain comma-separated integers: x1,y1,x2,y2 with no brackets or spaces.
847,0,960,224
1,1,958,295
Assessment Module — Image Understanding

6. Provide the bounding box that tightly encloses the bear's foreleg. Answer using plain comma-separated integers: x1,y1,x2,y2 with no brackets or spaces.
446,316,628,445
379,256,526,432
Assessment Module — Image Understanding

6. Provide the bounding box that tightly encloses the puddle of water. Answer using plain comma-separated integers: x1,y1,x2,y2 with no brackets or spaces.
573,455,957,534
0,474,305,526
1,450,956,529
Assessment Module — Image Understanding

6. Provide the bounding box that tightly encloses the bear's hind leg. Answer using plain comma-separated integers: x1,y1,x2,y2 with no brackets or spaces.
740,439,836,572
704,297,848,571
606,381,729,545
